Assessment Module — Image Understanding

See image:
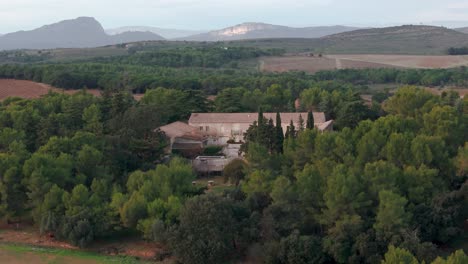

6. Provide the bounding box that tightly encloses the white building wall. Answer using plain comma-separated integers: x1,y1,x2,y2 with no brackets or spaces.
189,121,303,143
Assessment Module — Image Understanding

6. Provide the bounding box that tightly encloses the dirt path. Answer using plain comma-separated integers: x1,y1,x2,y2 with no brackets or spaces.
335,58,343,69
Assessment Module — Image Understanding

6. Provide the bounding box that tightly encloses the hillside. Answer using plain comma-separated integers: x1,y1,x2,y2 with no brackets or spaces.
0,17,164,50
320,25,468,54
455,27,468,34
223,25,468,54
181,22,359,41
106,26,206,39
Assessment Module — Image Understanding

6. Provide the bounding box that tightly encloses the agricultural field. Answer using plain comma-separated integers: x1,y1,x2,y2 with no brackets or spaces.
0,79,145,101
0,79,101,100
260,54,468,73
327,54,468,69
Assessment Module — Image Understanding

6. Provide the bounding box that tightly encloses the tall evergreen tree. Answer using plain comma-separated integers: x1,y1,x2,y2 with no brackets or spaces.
258,107,264,128
298,114,305,131
275,112,284,153
267,118,275,153
306,111,315,129
286,120,296,139
255,107,269,148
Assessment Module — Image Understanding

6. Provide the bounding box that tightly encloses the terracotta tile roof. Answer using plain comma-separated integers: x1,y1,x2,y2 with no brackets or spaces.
189,112,326,124
158,121,203,140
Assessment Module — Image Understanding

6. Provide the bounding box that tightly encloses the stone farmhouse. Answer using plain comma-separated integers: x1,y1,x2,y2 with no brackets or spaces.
188,112,333,144
158,112,333,153
158,112,333,173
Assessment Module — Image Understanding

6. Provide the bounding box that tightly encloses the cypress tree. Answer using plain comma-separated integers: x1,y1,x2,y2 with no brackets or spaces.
306,111,315,129
287,119,296,139
298,114,305,131
275,112,284,153
258,107,264,127
268,118,275,152
256,107,269,147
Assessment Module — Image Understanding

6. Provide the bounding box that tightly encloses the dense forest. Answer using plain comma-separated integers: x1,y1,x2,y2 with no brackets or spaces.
0,46,467,263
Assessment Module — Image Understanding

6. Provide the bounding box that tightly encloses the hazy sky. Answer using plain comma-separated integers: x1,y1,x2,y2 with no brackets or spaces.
1,0,468,33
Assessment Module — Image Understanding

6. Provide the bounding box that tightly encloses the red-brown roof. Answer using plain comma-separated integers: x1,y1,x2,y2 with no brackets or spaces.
158,121,203,140
189,112,326,124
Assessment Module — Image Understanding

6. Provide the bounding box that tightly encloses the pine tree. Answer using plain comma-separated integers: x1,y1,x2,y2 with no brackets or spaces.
306,111,315,129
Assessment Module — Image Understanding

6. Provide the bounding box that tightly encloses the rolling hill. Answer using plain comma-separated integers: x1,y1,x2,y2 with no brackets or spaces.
223,25,468,54
181,22,359,41
320,25,468,54
0,17,165,50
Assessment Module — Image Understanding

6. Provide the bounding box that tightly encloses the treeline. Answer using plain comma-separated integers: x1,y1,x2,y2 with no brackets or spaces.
0,50,52,63
1,63,468,96
0,62,314,94
315,67,468,87
447,47,468,55
98,46,285,68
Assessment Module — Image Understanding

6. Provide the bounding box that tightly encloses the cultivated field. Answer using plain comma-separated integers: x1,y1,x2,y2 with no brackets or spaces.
0,79,144,101
260,54,468,73
0,79,101,101
327,54,468,69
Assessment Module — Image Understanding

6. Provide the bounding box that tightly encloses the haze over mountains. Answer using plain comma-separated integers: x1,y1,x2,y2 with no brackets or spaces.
106,26,206,39
1,17,468,52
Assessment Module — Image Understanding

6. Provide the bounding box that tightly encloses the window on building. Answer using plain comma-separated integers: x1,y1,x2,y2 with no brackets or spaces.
206,126,210,131
199,126,203,131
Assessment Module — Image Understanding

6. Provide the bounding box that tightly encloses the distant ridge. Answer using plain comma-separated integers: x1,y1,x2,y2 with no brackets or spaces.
317,25,468,54
106,26,206,39
0,17,165,50
181,22,360,41
455,27,468,34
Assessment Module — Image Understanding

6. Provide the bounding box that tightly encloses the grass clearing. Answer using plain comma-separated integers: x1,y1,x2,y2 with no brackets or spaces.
0,243,146,264
193,175,236,194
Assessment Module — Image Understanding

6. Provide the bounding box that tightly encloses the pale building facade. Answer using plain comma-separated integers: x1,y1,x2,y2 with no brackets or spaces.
188,112,333,144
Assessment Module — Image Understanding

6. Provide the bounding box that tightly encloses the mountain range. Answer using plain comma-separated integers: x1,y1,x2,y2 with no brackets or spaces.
0,17,164,50
1,17,468,52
